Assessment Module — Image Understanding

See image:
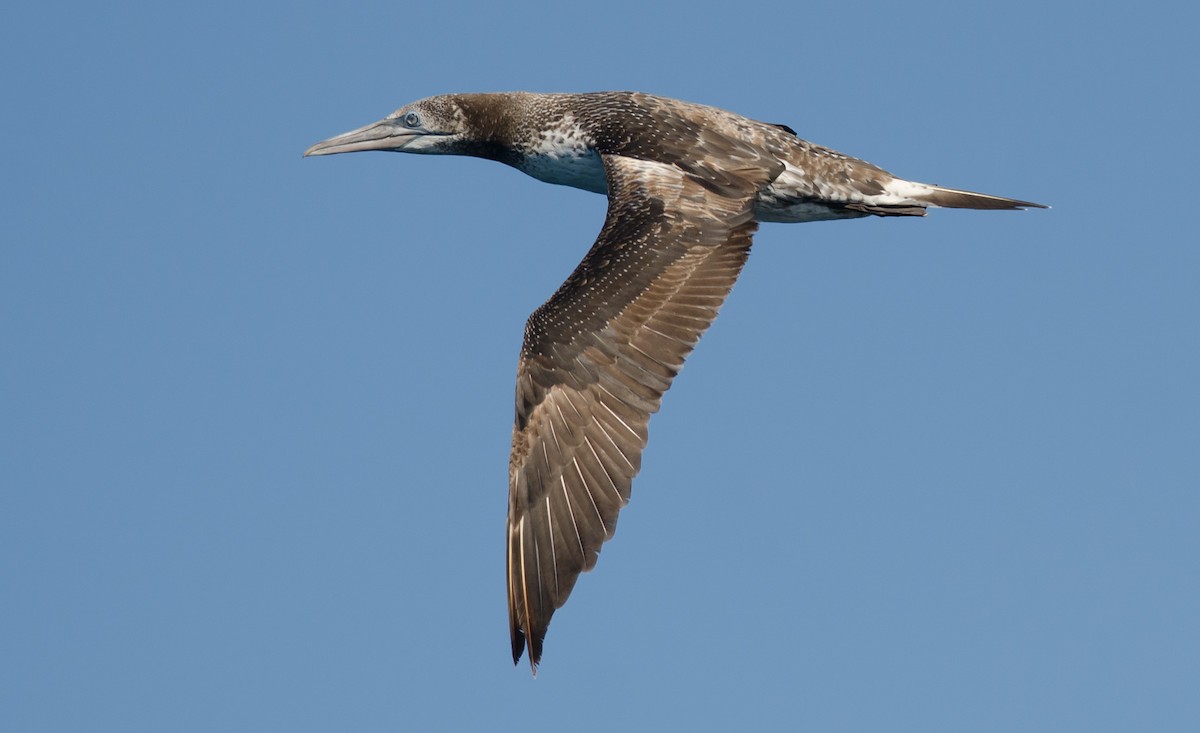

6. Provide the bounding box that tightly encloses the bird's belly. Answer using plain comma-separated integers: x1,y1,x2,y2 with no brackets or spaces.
513,151,869,221
514,150,608,195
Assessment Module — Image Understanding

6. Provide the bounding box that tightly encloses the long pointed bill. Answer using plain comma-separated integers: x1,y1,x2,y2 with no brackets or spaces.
304,118,421,157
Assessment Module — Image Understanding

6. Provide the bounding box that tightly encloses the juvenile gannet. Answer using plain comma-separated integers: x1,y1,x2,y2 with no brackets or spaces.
304,91,1046,673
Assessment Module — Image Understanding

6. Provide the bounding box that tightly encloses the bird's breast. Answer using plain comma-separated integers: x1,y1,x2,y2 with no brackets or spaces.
512,121,608,194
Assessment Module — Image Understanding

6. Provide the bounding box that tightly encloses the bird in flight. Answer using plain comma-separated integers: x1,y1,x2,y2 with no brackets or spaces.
304,91,1045,673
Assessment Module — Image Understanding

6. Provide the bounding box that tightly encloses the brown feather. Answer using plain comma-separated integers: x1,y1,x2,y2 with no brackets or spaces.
506,153,770,671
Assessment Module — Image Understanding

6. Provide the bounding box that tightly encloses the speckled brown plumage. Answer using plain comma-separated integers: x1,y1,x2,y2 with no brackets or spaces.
507,154,767,669
303,91,1046,674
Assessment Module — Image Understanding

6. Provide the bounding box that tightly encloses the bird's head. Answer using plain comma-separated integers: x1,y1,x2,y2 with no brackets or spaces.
304,95,468,158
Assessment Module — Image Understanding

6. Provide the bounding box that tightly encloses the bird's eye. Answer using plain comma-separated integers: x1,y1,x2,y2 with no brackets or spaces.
403,112,421,128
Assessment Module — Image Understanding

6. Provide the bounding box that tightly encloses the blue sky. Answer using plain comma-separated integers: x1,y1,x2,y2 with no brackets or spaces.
3,1,1197,731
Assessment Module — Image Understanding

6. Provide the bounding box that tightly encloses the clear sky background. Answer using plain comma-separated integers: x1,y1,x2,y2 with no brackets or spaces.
3,1,1197,731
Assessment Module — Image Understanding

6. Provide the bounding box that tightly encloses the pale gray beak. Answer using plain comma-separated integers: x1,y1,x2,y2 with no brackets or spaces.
304,118,420,157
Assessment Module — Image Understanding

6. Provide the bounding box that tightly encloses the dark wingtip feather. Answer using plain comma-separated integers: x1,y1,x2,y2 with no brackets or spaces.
511,628,525,666
526,632,543,676
508,607,543,675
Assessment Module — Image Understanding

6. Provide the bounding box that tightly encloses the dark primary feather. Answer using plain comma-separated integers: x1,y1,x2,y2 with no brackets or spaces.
506,153,772,671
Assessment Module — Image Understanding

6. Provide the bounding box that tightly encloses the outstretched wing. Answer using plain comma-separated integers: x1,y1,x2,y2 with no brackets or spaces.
506,153,770,671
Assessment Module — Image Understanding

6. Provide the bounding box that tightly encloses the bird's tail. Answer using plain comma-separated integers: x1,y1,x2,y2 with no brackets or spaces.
888,179,1047,211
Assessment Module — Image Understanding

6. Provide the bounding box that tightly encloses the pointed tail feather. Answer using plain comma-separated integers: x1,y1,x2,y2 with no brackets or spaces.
896,180,1048,211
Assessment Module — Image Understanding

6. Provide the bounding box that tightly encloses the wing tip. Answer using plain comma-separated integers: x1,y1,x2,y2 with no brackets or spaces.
510,627,525,665
510,624,543,676
508,519,545,676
